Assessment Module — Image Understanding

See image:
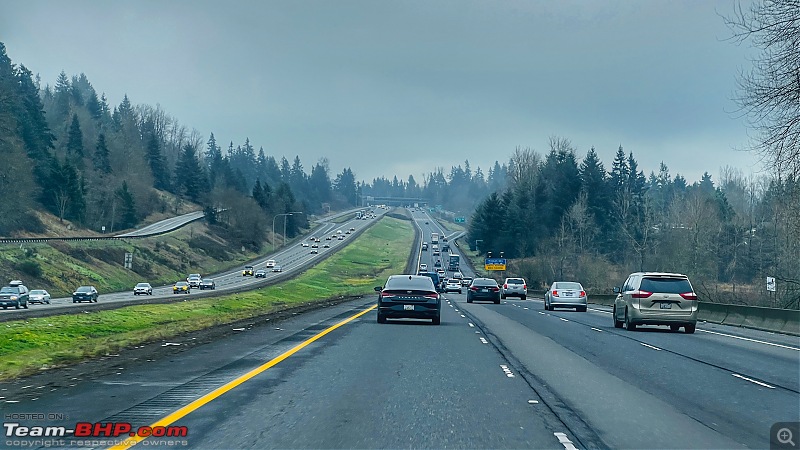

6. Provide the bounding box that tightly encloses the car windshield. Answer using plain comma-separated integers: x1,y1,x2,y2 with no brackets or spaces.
30,290,46,295
136,283,150,288
175,282,188,286
1,287,18,294
76,286,92,292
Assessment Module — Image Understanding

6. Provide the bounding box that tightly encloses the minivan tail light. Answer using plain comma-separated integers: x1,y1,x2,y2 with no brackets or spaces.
679,292,697,300
523,285,526,290
631,290,652,299
504,284,508,289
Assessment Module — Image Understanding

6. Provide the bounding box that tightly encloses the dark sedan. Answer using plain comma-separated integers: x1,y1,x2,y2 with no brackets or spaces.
467,278,501,304
72,286,99,303
375,275,441,325
199,279,216,290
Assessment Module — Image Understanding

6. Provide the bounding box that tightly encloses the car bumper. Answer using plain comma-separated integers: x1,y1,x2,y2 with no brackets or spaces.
502,289,526,297
378,302,441,319
467,292,501,302
550,298,587,307
72,297,93,302
628,306,698,325
0,300,21,306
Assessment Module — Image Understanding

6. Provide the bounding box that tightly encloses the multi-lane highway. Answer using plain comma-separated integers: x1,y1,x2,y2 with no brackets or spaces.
0,208,385,318
2,208,798,449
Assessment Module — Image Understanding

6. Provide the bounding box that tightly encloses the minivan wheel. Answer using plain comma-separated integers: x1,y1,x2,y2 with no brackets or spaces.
624,309,637,331
684,323,696,334
670,324,680,332
613,306,623,328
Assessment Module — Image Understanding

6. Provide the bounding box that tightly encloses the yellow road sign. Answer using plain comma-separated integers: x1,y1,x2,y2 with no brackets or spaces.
485,264,506,271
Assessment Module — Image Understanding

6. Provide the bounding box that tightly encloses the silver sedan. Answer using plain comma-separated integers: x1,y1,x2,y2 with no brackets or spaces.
544,281,587,312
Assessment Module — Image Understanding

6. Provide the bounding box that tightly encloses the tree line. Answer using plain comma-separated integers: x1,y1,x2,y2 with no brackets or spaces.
467,139,799,308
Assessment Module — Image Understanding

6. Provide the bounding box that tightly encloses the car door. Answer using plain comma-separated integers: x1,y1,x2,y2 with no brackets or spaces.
615,277,631,320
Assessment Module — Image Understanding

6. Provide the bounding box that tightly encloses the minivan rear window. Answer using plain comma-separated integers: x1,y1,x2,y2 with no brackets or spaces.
640,277,692,294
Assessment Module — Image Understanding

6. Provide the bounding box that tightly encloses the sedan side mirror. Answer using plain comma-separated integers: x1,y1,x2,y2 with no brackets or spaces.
612,286,621,294
374,286,382,292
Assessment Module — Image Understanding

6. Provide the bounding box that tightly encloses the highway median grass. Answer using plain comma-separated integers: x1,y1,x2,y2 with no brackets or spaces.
0,216,414,381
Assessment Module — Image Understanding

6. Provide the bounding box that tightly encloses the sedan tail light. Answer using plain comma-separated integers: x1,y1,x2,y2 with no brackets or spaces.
580,291,586,297
523,285,526,290
380,291,396,299
424,293,439,299
470,286,479,291
552,290,559,297
631,290,653,299
491,287,500,292
679,292,697,300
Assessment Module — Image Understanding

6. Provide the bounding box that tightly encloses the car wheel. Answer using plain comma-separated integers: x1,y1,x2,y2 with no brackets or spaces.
670,324,680,332
432,315,441,325
522,295,527,300
544,300,550,311
93,297,98,302
23,302,28,309
15,302,20,309
684,323,696,334
46,300,50,304
494,298,500,304
73,300,77,303
577,306,587,312
458,289,462,294
624,309,636,331
377,313,387,324
467,297,473,303
613,306,623,328
501,294,506,299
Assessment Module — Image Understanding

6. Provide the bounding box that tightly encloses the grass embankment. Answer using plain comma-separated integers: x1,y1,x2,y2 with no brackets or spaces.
0,216,414,381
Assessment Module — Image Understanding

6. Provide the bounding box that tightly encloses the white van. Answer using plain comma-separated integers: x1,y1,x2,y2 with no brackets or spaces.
265,260,276,268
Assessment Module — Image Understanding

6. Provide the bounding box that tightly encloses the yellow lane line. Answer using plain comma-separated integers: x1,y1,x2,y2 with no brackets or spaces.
109,304,377,449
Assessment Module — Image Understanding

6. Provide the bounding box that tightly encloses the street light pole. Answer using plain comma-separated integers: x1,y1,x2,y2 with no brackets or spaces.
281,211,305,249
272,213,292,252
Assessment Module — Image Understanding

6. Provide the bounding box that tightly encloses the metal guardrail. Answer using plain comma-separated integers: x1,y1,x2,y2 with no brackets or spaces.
0,215,207,244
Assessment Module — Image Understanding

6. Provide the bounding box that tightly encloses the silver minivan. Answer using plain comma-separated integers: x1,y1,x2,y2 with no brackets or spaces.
613,272,698,333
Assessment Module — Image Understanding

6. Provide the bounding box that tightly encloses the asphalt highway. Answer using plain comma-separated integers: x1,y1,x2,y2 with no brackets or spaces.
1,209,798,449
0,208,384,317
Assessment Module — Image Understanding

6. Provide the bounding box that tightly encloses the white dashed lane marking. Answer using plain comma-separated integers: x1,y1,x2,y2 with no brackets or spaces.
640,343,661,351
468,323,475,327
554,432,579,450
732,373,775,389
479,337,488,344
500,365,515,378
591,327,603,332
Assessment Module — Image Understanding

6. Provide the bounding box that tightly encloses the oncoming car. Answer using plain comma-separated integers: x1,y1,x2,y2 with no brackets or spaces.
375,275,441,325
134,283,153,295
72,285,98,303
173,281,190,294
255,269,267,278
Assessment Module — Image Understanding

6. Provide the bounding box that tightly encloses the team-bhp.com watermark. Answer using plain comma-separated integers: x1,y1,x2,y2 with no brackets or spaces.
4,421,188,447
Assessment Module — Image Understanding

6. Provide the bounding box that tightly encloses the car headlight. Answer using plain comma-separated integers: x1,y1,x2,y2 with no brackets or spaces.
10,296,18,301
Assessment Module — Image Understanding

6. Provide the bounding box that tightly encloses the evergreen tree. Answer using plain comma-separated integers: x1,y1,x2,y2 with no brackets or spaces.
175,143,208,202
115,181,137,229
66,113,84,157
579,147,610,248
334,167,357,205
53,70,71,121
146,133,170,190
86,89,102,120
93,133,111,173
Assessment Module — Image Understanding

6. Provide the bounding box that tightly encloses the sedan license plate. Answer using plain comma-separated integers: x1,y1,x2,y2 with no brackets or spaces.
659,302,672,309
404,305,414,311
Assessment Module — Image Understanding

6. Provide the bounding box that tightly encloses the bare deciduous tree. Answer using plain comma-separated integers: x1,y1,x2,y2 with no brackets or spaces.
725,0,800,178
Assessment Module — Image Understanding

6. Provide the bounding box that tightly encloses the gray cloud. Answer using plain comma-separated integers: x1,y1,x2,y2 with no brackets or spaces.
0,0,761,184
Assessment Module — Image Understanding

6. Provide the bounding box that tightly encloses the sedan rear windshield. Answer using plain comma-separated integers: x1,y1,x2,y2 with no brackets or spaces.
472,279,498,287
640,277,693,294
555,282,583,290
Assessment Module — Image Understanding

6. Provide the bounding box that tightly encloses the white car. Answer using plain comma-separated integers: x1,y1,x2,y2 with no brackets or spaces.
265,260,276,268
186,276,202,289
419,263,428,272
133,283,153,296
301,242,309,247
445,279,463,294
28,289,51,304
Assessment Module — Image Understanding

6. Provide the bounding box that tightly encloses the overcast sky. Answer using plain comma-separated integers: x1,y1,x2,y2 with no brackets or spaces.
0,0,763,185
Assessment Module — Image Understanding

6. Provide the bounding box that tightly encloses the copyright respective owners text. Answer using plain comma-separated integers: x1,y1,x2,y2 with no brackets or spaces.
4,414,189,448
772,422,800,450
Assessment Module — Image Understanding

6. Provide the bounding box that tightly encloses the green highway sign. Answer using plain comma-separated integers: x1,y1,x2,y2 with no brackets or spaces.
454,217,466,223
